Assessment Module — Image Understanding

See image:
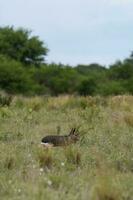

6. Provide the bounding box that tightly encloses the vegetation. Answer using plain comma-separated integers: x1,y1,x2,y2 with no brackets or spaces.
0,26,48,66
1,25,133,199
0,95,133,199
0,26,133,96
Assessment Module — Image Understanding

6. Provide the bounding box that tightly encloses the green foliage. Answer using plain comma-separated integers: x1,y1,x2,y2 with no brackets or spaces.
98,81,126,96
0,25,133,96
0,91,12,106
1,52,133,96
34,63,81,95
0,57,42,95
78,78,97,96
123,78,133,94
76,63,106,75
109,61,133,80
0,26,48,66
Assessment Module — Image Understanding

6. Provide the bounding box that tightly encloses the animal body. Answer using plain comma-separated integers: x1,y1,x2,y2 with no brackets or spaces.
41,128,79,147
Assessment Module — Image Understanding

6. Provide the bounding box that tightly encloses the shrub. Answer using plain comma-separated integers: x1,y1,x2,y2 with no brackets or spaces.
78,78,97,96
0,92,12,106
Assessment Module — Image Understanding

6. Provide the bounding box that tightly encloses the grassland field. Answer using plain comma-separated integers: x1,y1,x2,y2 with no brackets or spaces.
0,95,133,200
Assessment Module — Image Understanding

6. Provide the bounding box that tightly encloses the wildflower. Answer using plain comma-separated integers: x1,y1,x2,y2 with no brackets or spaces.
40,168,44,172
61,162,65,166
18,189,21,193
33,165,36,169
47,180,52,186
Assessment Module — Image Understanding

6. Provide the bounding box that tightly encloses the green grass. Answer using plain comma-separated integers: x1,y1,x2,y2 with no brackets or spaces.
0,95,133,200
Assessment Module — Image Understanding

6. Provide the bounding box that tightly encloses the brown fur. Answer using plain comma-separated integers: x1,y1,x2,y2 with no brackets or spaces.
41,128,79,147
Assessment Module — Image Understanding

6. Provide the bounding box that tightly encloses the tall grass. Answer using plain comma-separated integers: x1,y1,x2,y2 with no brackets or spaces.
0,95,133,199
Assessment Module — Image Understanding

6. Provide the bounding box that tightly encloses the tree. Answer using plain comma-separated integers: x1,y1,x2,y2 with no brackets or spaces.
109,61,133,80
34,63,81,95
98,80,126,96
78,78,97,96
0,56,42,94
75,63,106,75
0,26,48,66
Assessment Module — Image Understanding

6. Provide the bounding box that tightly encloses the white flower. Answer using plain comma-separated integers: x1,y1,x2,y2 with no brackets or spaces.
18,189,21,193
33,165,36,169
40,168,44,172
61,162,65,166
47,180,52,186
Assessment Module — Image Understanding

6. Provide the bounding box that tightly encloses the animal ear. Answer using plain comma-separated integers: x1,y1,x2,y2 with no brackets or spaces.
69,128,75,135
74,128,79,136
73,128,76,133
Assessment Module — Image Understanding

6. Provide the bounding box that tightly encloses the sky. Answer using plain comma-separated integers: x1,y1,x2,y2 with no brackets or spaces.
1,0,133,66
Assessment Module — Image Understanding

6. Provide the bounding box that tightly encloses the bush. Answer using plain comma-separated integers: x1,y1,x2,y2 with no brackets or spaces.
0,91,12,106
98,81,126,96
0,57,41,95
78,78,97,96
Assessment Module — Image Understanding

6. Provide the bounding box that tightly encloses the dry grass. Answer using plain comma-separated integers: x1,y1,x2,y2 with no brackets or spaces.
0,95,133,200
124,114,133,127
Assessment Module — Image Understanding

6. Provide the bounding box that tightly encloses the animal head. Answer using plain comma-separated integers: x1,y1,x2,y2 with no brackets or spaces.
69,128,79,142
